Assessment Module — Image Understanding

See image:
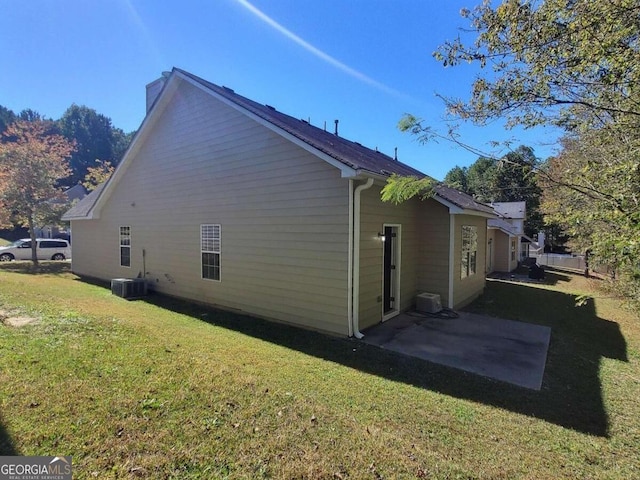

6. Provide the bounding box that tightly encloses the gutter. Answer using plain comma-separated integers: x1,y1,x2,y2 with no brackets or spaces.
351,177,374,338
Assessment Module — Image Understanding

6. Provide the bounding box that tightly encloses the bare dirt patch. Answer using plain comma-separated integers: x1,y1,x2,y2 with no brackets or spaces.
0,309,38,327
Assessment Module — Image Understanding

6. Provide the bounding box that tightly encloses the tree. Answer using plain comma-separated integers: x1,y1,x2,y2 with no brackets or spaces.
465,156,497,202
0,121,74,265
18,109,47,123
434,0,640,130
82,159,114,191
396,0,640,303
57,104,128,185
443,165,468,191
442,146,544,236
540,125,640,278
0,106,16,135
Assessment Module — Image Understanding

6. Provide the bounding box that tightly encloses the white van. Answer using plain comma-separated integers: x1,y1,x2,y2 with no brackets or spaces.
0,238,71,261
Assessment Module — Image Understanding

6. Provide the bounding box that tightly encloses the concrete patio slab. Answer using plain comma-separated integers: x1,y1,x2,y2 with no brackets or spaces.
362,312,551,390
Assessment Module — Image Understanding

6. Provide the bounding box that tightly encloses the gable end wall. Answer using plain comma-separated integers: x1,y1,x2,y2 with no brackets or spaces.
70,78,350,335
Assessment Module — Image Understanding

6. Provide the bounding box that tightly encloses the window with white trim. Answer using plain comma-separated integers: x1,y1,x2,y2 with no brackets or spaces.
201,224,221,281
461,225,477,279
119,226,131,267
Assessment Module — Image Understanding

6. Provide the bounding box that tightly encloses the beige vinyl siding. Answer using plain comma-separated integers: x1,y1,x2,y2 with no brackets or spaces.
358,184,421,330
451,215,488,308
493,230,513,273
416,199,451,307
71,77,350,335
69,220,115,279
356,188,464,329
486,228,496,274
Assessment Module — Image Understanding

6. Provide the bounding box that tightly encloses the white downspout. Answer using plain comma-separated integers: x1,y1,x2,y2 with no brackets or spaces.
347,179,354,337
448,213,455,309
352,177,374,338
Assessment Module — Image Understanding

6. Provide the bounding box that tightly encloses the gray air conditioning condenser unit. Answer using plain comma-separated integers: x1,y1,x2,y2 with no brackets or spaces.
111,278,147,299
416,292,443,314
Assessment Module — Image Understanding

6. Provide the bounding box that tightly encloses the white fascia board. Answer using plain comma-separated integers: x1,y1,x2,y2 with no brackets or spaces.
433,195,496,218
466,210,498,219
354,171,388,183
350,175,500,217
177,71,358,179
433,195,464,214
490,226,517,237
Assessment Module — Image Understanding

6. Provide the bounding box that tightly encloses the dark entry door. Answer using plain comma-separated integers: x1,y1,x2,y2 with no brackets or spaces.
383,225,396,313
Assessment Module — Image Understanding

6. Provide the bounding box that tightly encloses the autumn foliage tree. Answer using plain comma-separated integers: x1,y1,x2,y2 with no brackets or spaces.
0,121,74,264
82,159,114,191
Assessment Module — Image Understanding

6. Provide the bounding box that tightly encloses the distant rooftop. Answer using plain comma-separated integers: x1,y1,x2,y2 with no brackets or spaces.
491,201,526,219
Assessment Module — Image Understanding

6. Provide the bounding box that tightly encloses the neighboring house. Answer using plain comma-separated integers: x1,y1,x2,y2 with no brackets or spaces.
35,184,88,240
63,68,494,337
487,202,539,273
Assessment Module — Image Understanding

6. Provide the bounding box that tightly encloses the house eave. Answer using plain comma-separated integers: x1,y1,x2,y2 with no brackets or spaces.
488,225,517,237
434,196,497,218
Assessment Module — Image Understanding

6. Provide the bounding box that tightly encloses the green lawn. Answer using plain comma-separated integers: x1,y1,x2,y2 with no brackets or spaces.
0,263,638,479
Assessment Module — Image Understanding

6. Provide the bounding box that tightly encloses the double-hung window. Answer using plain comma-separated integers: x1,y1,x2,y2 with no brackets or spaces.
461,225,477,279
201,224,221,281
120,226,131,267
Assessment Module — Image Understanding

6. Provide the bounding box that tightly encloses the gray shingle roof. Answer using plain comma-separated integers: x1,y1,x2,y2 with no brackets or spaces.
176,68,423,178
434,184,495,215
62,183,105,220
176,69,493,215
64,69,495,220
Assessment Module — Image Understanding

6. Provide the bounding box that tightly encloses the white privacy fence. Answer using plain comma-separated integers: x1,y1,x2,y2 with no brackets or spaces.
532,253,586,271
530,252,613,276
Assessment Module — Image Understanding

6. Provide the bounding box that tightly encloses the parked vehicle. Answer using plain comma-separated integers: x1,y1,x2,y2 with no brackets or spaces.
0,238,71,261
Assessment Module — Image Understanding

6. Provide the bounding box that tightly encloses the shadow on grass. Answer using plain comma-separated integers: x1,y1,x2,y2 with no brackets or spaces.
487,267,573,286
0,261,71,276
0,413,19,455
140,276,627,438
4,264,625,436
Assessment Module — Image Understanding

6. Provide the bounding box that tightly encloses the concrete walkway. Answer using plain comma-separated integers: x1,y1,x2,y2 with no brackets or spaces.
362,311,551,390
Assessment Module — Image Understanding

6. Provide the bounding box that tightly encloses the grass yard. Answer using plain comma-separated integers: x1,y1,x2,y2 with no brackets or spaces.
0,263,639,479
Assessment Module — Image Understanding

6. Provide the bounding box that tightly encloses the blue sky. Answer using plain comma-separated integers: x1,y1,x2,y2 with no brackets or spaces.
1,0,559,180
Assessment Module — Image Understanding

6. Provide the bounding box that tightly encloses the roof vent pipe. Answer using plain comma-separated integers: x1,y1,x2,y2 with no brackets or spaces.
394,147,398,161
334,119,339,136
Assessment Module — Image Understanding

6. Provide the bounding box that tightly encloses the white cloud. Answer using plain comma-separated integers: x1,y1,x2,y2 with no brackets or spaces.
234,0,406,98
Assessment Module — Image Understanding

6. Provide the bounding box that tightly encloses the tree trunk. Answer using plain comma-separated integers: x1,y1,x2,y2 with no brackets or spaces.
27,214,39,267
